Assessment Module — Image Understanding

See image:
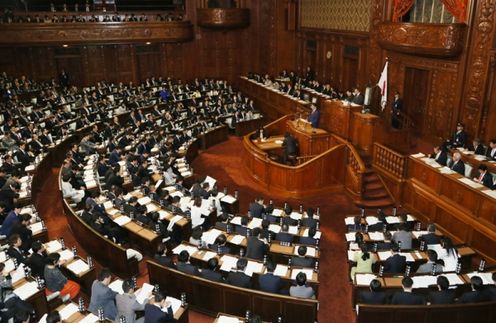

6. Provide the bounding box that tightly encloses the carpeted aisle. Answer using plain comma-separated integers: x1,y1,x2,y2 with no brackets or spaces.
38,136,357,323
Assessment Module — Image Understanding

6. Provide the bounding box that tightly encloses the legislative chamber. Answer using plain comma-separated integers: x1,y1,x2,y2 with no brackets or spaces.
0,1,495,323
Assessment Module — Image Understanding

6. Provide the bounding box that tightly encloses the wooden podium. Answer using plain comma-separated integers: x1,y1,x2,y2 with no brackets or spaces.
287,119,331,156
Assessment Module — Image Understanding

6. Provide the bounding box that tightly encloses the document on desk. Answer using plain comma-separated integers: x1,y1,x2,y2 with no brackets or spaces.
345,232,356,242
287,225,298,235
11,264,26,284
202,229,223,245
482,189,496,199
411,153,426,158
398,252,415,262
220,255,238,271
217,315,241,323
385,216,400,224
20,206,33,214
474,155,487,161
290,212,303,220
170,190,184,198
230,235,245,245
367,232,384,241
348,250,356,261
109,279,124,294
377,251,393,261
302,229,322,239
59,303,79,320
248,218,263,229
136,283,154,304
273,264,289,277
13,281,39,300
167,215,183,231
412,231,428,239
466,272,494,285
244,261,264,277
444,273,464,285
138,196,151,205
202,251,217,262
221,195,236,204
355,274,378,286
458,177,484,189
165,296,182,314
230,216,242,225
344,217,355,225
113,215,132,226
29,222,44,234
172,244,198,256
203,176,217,188
272,208,283,217
412,275,437,288
59,249,75,262
268,224,281,233
291,268,314,280
365,216,380,225
45,240,63,253
146,203,159,213
439,167,456,174
66,259,90,275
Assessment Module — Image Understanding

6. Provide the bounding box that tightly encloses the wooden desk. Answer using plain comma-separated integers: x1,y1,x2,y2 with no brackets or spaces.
286,119,331,156
147,260,319,323
320,100,362,140
200,125,229,150
405,156,496,263
215,313,271,323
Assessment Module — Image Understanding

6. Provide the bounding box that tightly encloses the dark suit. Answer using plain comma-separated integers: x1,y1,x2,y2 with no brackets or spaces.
227,271,252,288
200,269,224,282
383,254,407,274
428,290,455,304
245,237,266,261
474,144,486,155
452,130,467,148
249,202,265,218
419,233,441,245
154,255,175,268
449,160,465,176
391,291,425,305
275,232,294,243
307,110,320,128
176,262,200,276
144,303,173,323
352,93,365,105
457,290,488,303
258,273,282,294
477,172,494,189
7,246,27,265
282,135,298,156
430,151,447,166
28,252,49,277
486,148,496,160
300,217,317,228
358,291,387,305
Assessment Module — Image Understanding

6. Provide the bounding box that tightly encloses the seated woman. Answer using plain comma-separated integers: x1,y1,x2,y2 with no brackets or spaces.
44,253,80,300
350,243,377,280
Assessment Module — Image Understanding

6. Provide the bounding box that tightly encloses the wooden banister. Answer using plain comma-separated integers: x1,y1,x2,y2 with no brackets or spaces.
372,143,408,179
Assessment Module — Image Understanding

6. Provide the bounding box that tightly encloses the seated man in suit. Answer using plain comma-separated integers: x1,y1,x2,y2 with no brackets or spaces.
486,139,496,160
144,292,173,323
245,228,267,261
248,197,265,218
200,257,224,282
154,243,175,268
428,276,455,305
275,224,294,243
291,246,314,268
419,224,441,245
391,277,425,305
289,272,315,299
358,279,387,305
227,258,252,288
28,240,49,278
209,234,231,255
449,152,465,175
88,268,118,320
416,249,444,274
383,243,406,274
351,88,364,105
457,276,488,303
392,223,413,250
430,145,448,166
176,250,200,276
473,164,493,189
472,138,486,155
258,261,283,294
7,234,27,265
299,226,318,246
115,279,146,323
301,208,317,228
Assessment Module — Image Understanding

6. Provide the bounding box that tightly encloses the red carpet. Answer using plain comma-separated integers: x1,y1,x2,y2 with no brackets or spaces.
38,136,357,322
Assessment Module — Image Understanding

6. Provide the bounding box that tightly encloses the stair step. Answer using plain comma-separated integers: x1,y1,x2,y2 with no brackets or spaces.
364,182,383,190
355,199,395,209
363,190,389,200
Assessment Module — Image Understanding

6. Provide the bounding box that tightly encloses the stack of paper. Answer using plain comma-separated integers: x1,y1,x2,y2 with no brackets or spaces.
59,303,80,320
29,222,44,234
136,283,154,304
247,218,263,229
165,297,182,314
230,235,245,245
355,274,378,286
66,259,90,275
268,224,281,233
59,249,75,262
272,209,283,217
172,244,198,256
273,265,289,277
290,268,314,280
202,251,217,261
79,313,99,323
466,272,494,285
221,195,236,204
45,240,63,253
114,215,132,226
13,281,39,300
344,217,355,225
220,255,238,271
109,279,124,294
244,261,264,277
412,275,437,288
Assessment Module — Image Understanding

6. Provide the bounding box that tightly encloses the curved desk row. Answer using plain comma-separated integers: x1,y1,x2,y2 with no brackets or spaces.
147,260,318,323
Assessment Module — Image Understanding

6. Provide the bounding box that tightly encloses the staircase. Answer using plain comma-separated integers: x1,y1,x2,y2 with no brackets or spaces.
354,153,395,210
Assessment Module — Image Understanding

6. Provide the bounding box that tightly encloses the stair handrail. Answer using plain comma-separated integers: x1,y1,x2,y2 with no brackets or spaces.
373,143,408,179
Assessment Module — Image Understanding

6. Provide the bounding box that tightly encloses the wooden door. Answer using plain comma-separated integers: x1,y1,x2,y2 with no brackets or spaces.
403,67,430,136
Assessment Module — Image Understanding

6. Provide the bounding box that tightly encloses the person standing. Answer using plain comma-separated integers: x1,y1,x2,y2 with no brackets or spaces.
391,92,403,129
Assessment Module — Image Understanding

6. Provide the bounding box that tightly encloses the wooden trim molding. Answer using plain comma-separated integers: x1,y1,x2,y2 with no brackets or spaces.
376,22,466,57
0,21,194,45
196,8,250,29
